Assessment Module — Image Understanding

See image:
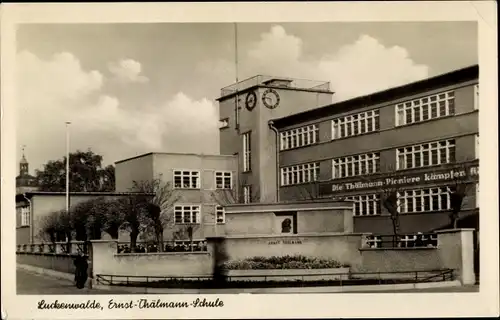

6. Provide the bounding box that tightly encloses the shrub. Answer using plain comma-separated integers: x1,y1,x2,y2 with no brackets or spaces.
222,255,349,270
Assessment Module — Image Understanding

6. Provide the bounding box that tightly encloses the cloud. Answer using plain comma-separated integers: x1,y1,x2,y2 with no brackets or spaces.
200,25,429,101
17,51,218,172
108,59,149,83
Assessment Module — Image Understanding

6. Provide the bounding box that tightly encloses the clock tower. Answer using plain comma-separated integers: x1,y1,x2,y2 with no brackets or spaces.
217,76,334,203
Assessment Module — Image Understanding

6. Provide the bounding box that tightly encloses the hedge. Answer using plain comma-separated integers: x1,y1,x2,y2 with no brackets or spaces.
222,255,349,270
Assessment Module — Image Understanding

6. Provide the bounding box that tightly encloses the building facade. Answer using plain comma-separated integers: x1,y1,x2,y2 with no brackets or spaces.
115,152,239,240
217,76,334,203
271,65,479,235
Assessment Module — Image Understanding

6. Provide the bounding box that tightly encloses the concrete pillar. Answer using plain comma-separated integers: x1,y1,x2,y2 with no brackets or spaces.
90,240,118,283
343,208,354,233
436,228,476,285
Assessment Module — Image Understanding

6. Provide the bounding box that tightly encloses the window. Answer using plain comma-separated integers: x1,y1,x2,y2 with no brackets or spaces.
280,162,320,186
243,185,252,204
280,125,319,150
366,236,381,248
174,205,200,224
216,206,225,224
475,134,479,159
215,171,232,189
397,139,455,170
395,91,455,126
476,183,479,208
397,187,451,213
21,206,30,226
242,132,251,172
346,194,381,216
332,110,380,139
474,84,479,110
333,153,380,178
219,118,229,129
173,170,200,189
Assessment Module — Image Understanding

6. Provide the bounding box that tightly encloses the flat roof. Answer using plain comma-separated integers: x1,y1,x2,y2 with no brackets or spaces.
115,152,237,165
16,191,153,201
271,64,479,128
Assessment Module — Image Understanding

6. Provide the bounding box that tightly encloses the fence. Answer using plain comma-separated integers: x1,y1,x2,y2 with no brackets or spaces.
117,240,208,253
365,233,438,249
16,241,89,255
95,268,454,287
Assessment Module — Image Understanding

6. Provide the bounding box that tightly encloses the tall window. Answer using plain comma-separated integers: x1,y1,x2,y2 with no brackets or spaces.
174,205,200,224
396,139,455,170
475,134,479,159
242,132,251,172
280,125,319,150
173,170,200,189
21,206,30,226
281,162,320,186
395,91,455,126
476,183,479,208
332,110,380,139
215,171,232,189
346,195,381,216
397,187,451,213
216,206,225,224
332,153,380,179
243,185,252,204
474,84,479,110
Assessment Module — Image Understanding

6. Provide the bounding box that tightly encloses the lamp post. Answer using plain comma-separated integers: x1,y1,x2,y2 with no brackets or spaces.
65,121,71,245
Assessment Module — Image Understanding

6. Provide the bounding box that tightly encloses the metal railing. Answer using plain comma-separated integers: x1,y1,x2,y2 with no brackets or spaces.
16,241,88,255
96,269,454,287
220,75,331,97
365,233,438,249
117,240,208,254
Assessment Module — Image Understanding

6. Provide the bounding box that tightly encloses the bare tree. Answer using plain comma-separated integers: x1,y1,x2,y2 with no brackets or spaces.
127,176,180,252
211,178,260,206
173,223,201,252
448,161,477,229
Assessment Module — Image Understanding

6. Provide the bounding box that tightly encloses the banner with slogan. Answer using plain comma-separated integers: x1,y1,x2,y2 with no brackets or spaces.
318,162,479,196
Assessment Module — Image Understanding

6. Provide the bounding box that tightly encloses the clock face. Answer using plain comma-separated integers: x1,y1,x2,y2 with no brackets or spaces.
262,89,280,109
245,91,257,111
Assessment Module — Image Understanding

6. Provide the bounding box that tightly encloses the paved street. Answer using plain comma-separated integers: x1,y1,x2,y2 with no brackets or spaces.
16,268,128,295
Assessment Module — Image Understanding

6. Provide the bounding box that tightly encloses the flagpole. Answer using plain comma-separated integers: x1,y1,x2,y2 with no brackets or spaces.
234,22,240,131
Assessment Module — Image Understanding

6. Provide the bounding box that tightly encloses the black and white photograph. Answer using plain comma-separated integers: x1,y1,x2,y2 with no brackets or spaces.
1,2,498,319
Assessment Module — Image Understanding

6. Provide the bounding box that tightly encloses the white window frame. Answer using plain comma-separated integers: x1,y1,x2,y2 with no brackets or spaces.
396,139,455,170
346,194,381,216
280,124,319,151
475,134,479,159
332,110,380,140
474,84,479,110
242,132,251,172
332,153,380,179
174,205,201,224
243,185,252,204
366,236,382,248
476,183,479,208
173,170,200,189
397,187,451,213
219,118,229,129
395,90,455,126
215,205,225,224
280,162,320,186
21,206,30,226
215,171,232,189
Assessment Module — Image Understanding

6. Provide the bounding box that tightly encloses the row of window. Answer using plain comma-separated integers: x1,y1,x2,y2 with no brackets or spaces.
279,86,478,149
174,205,225,225
281,162,320,186
345,183,479,216
173,170,233,189
281,136,478,185
280,125,319,151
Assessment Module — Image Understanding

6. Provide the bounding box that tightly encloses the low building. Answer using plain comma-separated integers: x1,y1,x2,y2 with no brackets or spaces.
115,152,239,241
15,192,138,245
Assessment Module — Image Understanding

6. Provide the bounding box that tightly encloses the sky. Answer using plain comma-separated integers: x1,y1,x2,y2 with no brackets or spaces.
15,22,478,173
